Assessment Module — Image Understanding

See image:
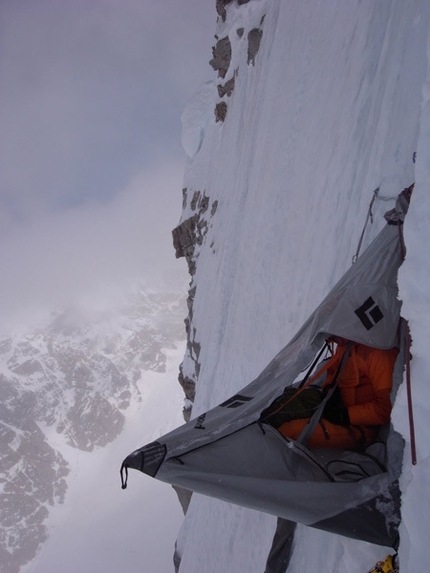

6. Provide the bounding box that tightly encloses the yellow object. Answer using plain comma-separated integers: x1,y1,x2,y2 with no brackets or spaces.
368,554,398,573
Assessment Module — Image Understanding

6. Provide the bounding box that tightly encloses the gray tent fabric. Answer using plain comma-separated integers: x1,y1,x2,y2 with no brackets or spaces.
121,187,412,548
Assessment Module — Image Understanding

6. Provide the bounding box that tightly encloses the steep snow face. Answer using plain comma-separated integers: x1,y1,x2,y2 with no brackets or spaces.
0,287,186,573
176,1,430,572
396,35,430,573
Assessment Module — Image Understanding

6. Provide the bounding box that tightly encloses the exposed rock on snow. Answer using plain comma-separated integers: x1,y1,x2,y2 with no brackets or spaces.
247,26,263,65
216,0,252,23
209,3,265,123
209,36,232,79
172,189,218,420
217,75,235,98
215,100,228,122
172,189,217,275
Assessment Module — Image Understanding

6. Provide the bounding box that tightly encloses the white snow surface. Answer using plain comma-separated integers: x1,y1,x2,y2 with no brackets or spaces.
174,1,430,573
181,81,217,159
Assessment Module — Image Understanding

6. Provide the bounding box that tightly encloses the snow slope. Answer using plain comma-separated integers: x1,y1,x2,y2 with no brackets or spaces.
173,1,430,572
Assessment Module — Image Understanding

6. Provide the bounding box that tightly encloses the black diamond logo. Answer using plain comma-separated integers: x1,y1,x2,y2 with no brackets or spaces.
220,394,253,408
354,297,384,330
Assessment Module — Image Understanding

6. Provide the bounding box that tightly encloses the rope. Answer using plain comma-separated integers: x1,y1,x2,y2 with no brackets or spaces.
405,324,417,465
352,187,379,263
298,342,330,387
352,182,410,265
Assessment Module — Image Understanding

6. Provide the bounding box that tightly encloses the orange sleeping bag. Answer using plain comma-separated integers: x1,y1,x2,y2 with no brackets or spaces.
278,342,399,449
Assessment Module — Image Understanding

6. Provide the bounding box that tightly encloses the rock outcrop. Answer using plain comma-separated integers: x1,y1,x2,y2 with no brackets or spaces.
172,189,218,420
209,3,265,123
216,0,252,22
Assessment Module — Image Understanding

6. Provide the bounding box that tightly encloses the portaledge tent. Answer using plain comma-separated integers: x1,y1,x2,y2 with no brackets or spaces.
121,188,412,548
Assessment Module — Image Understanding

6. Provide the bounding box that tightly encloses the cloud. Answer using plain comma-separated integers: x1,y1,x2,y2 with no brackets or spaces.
0,161,188,332
0,1,216,331
0,1,215,218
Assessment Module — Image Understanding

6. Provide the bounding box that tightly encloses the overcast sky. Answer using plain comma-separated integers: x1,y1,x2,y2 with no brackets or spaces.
0,0,215,332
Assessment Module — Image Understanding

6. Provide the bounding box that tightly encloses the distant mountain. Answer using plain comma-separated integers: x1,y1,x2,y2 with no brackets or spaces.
0,287,186,573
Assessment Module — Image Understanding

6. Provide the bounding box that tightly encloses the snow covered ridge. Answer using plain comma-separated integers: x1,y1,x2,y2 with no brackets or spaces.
0,287,185,573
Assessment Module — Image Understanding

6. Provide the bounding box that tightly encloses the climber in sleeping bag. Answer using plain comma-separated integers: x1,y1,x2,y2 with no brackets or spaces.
266,337,398,449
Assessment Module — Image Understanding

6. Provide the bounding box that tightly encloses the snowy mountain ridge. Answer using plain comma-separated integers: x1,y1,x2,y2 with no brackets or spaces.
0,287,186,573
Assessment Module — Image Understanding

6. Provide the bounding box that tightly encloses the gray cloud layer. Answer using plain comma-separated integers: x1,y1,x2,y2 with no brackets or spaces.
0,162,187,330
0,0,215,331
